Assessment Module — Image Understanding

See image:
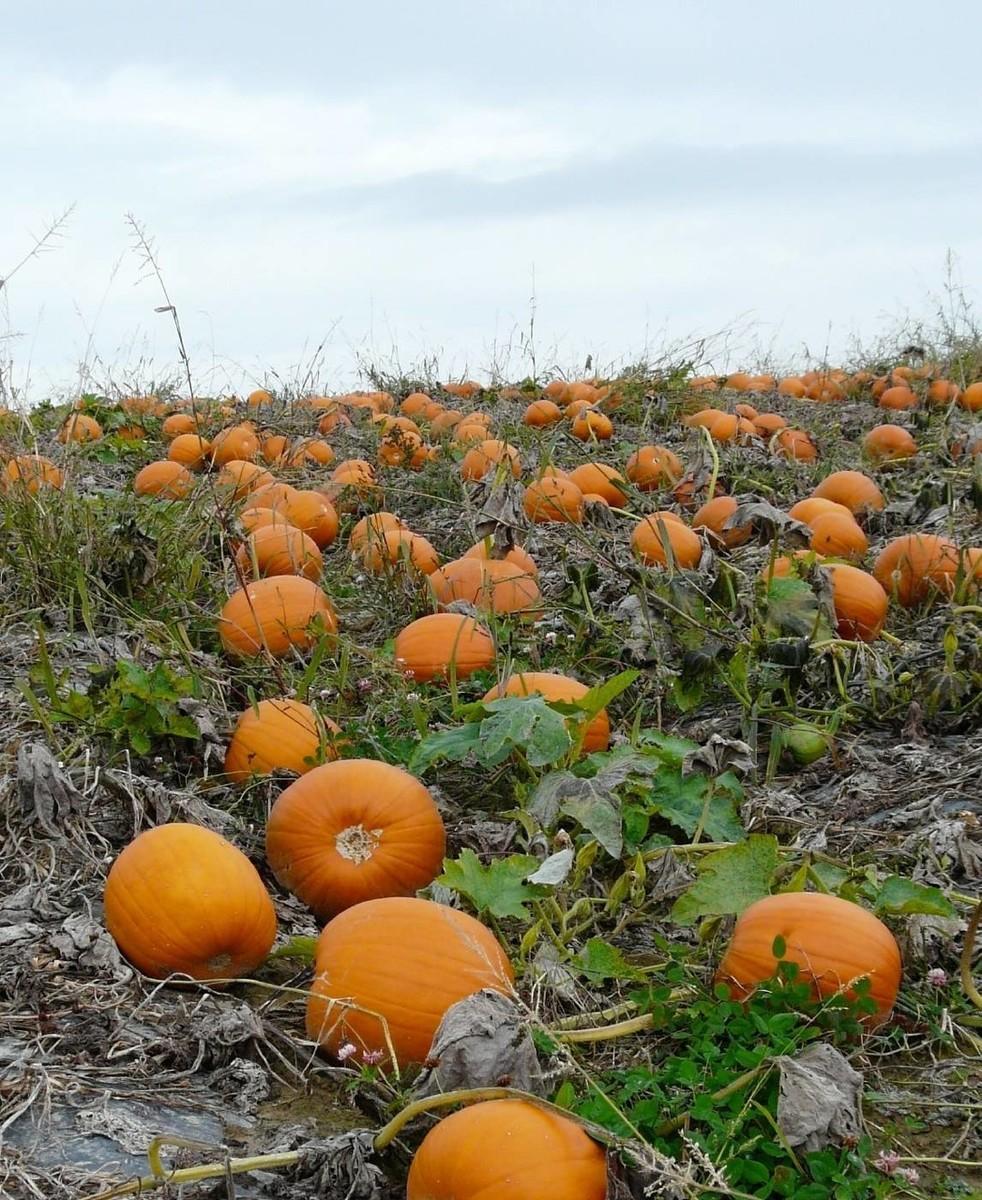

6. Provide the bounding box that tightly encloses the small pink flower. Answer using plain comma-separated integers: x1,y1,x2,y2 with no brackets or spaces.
897,1168,919,1185
926,967,947,988
362,1049,384,1065
336,1042,358,1062
873,1150,901,1176
356,677,374,694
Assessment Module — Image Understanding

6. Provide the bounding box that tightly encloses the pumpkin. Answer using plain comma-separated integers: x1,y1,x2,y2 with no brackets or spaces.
225,698,341,782
570,410,613,441
401,391,431,416
261,434,290,464
811,471,884,516
306,896,513,1066
162,412,198,439
216,459,275,500
57,413,102,443
862,424,917,463
625,445,682,491
234,524,323,581
460,439,521,482
734,402,759,419
219,576,337,657
566,463,628,506
787,497,852,527
631,513,701,568
378,428,424,468
134,460,193,499
350,511,408,552
407,1099,606,1200
704,411,738,443
317,405,353,435
872,533,960,607
823,563,889,641
926,379,959,406
960,381,982,412
808,511,868,561
774,429,818,462
103,823,276,981
4,454,64,493
692,495,752,548
523,475,584,524
280,490,339,548
462,539,538,578
716,892,901,1022
428,557,541,617
266,760,446,918
453,420,490,446
543,379,566,399
444,379,481,399
168,433,211,470
394,613,495,682
243,481,300,514
683,408,721,431
777,377,807,398
247,388,275,408
430,409,463,436
483,672,610,753
361,529,441,576
293,438,335,466
689,375,719,392
210,425,260,466
523,398,563,426
878,385,917,411
237,506,295,537
752,412,787,436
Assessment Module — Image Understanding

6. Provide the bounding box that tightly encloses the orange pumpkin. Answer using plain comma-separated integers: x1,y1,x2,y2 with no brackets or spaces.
566,463,628,506
704,411,739,443
429,557,541,617
261,434,290,465
774,429,818,462
210,425,260,466
462,539,538,578
57,413,102,443
752,412,787,436
430,409,464,436
926,379,959,406
862,425,917,463
243,481,300,514
219,576,337,657
811,470,884,516
483,672,610,753
959,381,982,412
266,760,446,918
133,460,193,499
716,892,901,1022
168,433,211,470
216,459,275,500
225,698,341,782
306,896,513,1066
378,428,424,468
787,497,852,527
777,377,806,398
247,388,276,408
407,1099,607,1200
879,385,917,411
234,524,323,581
872,534,960,607
350,511,408,552
523,398,563,427
401,391,432,416
460,439,521,482
808,511,868,561
361,529,441,576
570,410,613,441
280,490,339,548
103,823,276,981
823,563,889,641
625,445,682,491
523,475,584,524
691,495,752,548
162,412,198,439
4,454,64,493
631,513,702,568
394,613,495,682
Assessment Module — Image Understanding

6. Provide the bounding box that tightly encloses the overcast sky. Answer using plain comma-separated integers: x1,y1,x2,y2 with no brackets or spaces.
2,1,981,400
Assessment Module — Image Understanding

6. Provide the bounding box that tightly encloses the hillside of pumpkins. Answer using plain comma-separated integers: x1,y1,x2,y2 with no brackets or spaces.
0,360,980,1200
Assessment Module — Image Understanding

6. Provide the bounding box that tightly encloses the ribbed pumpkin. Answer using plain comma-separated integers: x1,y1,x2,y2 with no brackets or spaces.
162,412,198,439
210,424,260,466
823,563,889,642
692,495,752,548
483,672,610,753
863,425,917,463
350,511,408,553
219,576,337,657
523,398,563,426
216,459,275,500
58,413,102,443
716,892,901,1023
133,460,193,499
566,463,628,506
103,823,276,982
462,539,538,578
774,429,818,462
811,471,884,516
279,490,339,548
361,529,441,576
523,476,584,523
570,410,613,441
429,557,541,617
808,511,868,561
873,533,960,607
266,760,446,918
752,412,787,436
168,433,211,469
234,524,323,581
306,896,513,1066
625,445,682,491
394,613,495,682
460,439,521,482
787,497,852,526
631,513,701,568
4,454,64,492
224,698,340,782
878,385,917,411
407,1099,607,1200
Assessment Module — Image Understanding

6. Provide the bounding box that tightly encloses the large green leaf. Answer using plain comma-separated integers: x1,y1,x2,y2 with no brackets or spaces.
671,835,780,925
437,849,548,919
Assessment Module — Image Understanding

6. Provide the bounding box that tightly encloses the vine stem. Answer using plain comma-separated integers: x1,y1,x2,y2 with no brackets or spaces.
960,900,981,1010
652,1063,769,1137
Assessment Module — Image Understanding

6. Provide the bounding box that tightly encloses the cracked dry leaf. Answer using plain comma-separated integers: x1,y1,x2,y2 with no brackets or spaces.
776,1043,863,1151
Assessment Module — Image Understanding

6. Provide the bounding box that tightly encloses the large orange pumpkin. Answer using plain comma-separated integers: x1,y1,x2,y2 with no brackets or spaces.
234,524,323,581
787,497,853,527
216,459,275,500
808,511,868,561
811,471,884,516
360,529,441,576
460,439,521,482
219,576,337,657
774,429,818,462
162,412,198,439
280,490,339,548
103,823,276,982
133,460,193,499
58,413,102,443
878,385,917,411
349,511,408,553
266,760,446,918
523,398,563,426
692,495,752,548
306,896,513,1066
407,1099,607,1200
631,513,702,568
570,410,613,441
872,534,960,607
4,454,64,493
483,672,610,753
823,563,889,642
168,433,211,470
960,381,982,412
716,892,901,1022
625,445,682,491
429,558,541,617
462,539,538,579
862,425,917,463
523,475,584,524
224,698,340,782
394,613,495,682
210,425,260,466
566,462,628,506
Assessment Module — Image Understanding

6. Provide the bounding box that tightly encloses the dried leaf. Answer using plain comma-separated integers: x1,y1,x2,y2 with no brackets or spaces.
775,1043,863,1151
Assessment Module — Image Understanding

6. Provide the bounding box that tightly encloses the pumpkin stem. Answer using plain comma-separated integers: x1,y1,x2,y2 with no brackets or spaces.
334,823,382,864
960,901,982,1011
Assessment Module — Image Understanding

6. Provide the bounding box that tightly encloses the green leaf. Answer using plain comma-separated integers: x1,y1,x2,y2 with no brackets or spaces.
269,935,318,963
409,723,482,773
873,876,956,918
479,696,572,767
575,669,639,719
647,768,745,843
575,938,645,984
437,849,548,919
635,729,699,767
671,834,780,925
531,764,630,857
764,576,832,641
